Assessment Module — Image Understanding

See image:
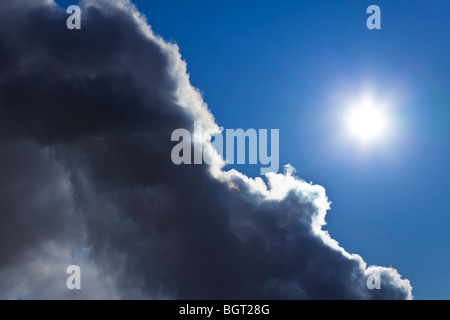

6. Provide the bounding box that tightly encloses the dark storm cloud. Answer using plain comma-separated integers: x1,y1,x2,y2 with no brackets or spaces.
0,0,412,299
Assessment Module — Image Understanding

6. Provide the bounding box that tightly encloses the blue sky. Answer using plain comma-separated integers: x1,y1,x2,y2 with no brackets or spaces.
58,0,450,299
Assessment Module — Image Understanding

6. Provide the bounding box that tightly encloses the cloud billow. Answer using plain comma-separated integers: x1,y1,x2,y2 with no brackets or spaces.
0,0,412,300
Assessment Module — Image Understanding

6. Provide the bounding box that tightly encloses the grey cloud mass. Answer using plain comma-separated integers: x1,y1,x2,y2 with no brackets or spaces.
0,0,412,299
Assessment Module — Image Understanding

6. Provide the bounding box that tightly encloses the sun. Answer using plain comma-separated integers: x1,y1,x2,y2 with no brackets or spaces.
345,94,389,145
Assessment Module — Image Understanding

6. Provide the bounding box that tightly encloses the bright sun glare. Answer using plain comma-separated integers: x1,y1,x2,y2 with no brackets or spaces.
345,95,389,145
